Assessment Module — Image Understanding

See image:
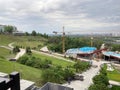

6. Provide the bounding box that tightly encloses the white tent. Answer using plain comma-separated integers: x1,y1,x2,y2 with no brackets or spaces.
40,46,49,52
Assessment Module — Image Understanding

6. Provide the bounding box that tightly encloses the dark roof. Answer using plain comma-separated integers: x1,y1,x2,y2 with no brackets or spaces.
39,82,73,90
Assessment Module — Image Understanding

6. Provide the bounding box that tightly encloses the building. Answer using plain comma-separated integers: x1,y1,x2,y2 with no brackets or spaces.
0,25,5,32
13,31,25,36
0,24,17,33
39,82,73,90
65,47,97,59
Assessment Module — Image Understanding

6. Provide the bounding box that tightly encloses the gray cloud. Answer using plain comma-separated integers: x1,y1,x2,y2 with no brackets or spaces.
0,0,120,33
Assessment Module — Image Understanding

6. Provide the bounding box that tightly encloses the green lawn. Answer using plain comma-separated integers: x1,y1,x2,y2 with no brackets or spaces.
110,85,120,90
0,35,19,46
0,58,42,86
0,35,47,49
104,64,120,82
32,53,74,67
0,47,14,59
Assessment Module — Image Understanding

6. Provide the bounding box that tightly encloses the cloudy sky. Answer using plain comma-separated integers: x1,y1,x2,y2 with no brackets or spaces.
0,0,120,34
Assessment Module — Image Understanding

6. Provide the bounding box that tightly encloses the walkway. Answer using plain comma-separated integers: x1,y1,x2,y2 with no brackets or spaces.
14,49,26,60
109,80,120,86
63,60,102,90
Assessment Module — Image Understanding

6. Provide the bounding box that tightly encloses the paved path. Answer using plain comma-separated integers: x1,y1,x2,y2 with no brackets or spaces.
109,80,120,86
14,49,26,60
63,60,102,90
8,42,26,60
8,42,14,49
0,46,12,50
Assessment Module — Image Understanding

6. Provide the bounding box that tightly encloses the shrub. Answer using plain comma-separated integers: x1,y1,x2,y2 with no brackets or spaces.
93,74,109,85
13,46,20,54
26,47,32,55
17,55,29,64
89,83,109,90
73,61,90,73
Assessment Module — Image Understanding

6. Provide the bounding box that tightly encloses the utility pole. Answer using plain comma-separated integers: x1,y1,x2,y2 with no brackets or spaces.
91,37,93,47
62,26,65,53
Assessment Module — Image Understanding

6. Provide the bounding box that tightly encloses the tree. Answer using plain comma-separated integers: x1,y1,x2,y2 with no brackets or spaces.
17,55,29,64
26,47,32,55
4,25,14,34
13,46,20,54
31,30,37,36
73,61,90,73
25,32,30,36
93,74,109,85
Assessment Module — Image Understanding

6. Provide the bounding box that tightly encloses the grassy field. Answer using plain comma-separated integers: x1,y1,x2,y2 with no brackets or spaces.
110,85,120,90
0,47,14,59
0,58,42,86
104,64,120,82
0,35,47,49
14,36,47,49
32,53,74,67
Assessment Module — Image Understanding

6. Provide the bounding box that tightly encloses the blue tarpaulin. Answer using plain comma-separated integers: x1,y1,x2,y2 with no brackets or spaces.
103,51,120,58
66,47,97,54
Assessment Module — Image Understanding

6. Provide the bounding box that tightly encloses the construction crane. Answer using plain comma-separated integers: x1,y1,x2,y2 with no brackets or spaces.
53,27,94,54
53,26,65,54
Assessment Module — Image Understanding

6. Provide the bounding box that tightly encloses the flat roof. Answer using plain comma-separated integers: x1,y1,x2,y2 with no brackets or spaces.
20,79,35,90
103,51,120,59
0,72,8,78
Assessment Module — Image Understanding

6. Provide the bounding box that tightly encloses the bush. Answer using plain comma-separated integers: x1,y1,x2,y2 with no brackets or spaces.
89,83,109,90
26,47,32,55
89,67,109,90
41,65,75,84
13,46,20,54
93,74,109,85
73,61,90,73
17,55,52,69
17,55,29,64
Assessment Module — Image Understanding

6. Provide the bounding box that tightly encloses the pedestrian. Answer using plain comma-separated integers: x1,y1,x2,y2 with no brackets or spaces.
68,77,71,85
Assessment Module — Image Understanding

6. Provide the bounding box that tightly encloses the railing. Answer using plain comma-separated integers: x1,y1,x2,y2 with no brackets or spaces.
0,72,20,90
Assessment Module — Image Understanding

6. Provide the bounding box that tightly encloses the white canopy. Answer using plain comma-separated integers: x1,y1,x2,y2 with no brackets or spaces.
40,46,49,52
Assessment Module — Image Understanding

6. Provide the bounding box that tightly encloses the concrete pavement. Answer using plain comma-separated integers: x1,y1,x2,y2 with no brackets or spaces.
63,60,102,90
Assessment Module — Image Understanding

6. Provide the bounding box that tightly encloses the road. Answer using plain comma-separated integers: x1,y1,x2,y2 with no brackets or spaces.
63,60,102,90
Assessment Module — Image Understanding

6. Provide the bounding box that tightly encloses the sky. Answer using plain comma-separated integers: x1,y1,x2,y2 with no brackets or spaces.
0,0,120,34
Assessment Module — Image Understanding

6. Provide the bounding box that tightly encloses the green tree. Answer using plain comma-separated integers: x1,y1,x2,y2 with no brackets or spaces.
13,46,20,54
4,25,14,34
93,74,109,85
26,47,32,55
17,55,29,64
25,32,30,36
31,30,37,36
73,61,90,73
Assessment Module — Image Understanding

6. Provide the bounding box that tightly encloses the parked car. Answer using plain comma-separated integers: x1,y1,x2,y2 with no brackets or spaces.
9,58,16,61
74,74,84,81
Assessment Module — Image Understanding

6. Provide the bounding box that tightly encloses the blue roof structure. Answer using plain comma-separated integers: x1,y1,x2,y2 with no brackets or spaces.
103,51,120,58
66,47,97,54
